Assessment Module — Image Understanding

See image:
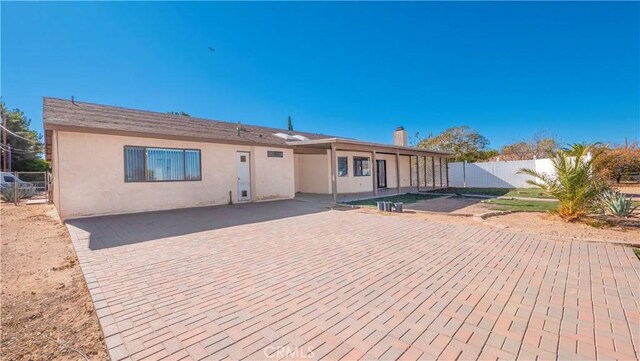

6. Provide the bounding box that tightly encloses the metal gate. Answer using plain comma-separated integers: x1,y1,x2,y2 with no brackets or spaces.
0,171,51,205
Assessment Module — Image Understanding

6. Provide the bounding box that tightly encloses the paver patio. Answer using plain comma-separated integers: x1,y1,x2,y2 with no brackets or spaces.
66,200,640,361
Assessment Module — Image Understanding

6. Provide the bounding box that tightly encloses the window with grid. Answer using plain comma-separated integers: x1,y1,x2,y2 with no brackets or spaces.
337,157,348,177
353,157,371,176
124,146,201,182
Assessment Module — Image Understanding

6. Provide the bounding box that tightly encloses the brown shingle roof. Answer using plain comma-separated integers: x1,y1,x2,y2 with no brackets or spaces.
43,97,336,147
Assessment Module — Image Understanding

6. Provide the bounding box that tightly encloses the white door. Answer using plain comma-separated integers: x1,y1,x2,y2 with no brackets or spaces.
236,152,251,202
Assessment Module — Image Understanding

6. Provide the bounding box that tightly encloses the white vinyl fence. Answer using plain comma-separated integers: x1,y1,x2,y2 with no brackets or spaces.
448,158,556,188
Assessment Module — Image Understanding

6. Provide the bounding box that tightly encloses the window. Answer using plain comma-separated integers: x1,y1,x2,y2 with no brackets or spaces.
124,147,145,182
337,157,348,177
184,150,201,180
124,146,201,182
267,151,284,158
147,148,185,181
353,157,371,176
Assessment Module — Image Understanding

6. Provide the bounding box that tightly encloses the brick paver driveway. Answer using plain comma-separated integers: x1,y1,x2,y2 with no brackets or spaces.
66,200,640,361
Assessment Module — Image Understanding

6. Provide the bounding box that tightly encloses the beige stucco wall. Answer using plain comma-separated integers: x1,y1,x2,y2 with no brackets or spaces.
399,155,412,187
51,131,60,207
375,153,398,189
293,151,415,194
335,152,413,193
252,147,295,201
336,151,374,193
294,152,330,194
53,131,295,219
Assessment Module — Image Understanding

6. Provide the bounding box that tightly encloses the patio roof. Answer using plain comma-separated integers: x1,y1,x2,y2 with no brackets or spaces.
289,138,452,201
287,138,453,157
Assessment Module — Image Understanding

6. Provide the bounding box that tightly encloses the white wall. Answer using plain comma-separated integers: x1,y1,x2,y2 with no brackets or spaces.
53,131,295,219
449,158,555,188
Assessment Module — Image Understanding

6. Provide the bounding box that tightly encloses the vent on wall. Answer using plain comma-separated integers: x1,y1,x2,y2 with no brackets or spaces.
267,151,284,158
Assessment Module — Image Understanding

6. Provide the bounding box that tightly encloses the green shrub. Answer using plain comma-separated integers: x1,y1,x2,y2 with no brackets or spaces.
518,143,604,221
598,189,638,218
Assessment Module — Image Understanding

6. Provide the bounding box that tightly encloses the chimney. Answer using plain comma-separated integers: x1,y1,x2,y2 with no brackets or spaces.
393,126,407,146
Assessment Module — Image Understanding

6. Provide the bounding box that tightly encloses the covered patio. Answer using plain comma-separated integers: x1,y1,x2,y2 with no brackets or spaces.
290,138,452,201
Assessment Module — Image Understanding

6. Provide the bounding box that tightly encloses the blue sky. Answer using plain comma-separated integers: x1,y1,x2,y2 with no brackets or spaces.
2,2,638,148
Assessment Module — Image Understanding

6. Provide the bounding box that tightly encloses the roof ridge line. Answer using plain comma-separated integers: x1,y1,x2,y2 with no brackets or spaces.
43,96,332,137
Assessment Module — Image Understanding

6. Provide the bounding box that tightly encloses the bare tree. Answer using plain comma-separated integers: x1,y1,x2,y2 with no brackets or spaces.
501,130,559,160
532,130,559,158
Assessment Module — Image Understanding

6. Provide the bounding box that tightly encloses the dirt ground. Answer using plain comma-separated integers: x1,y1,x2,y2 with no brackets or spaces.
483,212,640,246
1,204,107,360
615,183,640,200
397,186,640,246
357,205,640,247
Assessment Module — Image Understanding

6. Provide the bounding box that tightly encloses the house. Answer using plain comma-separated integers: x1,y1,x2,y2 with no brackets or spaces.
43,97,451,219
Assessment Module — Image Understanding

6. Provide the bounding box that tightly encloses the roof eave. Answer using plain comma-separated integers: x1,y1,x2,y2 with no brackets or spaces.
286,138,454,156
44,124,294,149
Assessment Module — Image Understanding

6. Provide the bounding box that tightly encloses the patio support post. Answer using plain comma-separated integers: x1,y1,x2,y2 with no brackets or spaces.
445,158,449,188
330,143,338,202
372,151,378,197
423,156,428,189
439,158,443,187
395,153,401,194
432,157,436,189
416,155,420,192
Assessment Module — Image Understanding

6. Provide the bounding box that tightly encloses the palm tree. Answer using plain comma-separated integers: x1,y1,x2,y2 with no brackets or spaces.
518,143,604,221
